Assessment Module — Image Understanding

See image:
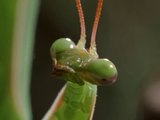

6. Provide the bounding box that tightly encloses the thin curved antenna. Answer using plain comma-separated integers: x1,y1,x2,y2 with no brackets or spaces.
89,0,103,57
76,0,86,48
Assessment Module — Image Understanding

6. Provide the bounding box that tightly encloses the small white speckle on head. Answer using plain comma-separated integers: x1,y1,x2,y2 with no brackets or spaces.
89,86,92,90
70,45,74,48
66,38,71,41
88,86,94,97
110,64,113,68
77,58,80,62
104,59,109,61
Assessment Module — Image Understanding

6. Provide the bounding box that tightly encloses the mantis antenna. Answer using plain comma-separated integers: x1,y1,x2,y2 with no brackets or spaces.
76,0,86,48
89,0,103,58
76,0,103,57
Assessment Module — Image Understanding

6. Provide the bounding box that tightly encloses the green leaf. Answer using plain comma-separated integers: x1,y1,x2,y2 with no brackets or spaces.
0,0,39,119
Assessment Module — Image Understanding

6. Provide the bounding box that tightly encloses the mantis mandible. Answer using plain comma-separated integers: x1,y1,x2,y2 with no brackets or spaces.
43,0,117,120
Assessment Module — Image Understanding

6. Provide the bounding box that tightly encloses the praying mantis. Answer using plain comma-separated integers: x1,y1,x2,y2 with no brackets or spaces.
43,0,117,120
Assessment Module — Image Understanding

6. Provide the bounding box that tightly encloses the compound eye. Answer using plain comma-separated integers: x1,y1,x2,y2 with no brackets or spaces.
50,38,75,56
85,59,118,85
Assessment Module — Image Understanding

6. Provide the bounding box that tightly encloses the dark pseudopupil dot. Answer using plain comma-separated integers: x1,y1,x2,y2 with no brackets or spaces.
101,78,106,81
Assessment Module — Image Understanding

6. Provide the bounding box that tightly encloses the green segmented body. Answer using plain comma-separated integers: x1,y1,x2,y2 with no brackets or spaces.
50,82,97,120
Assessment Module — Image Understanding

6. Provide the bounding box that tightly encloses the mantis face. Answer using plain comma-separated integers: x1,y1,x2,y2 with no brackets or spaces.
50,38,117,86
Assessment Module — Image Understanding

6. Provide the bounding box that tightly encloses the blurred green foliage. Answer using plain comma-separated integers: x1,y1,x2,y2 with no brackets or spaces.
0,0,39,119
0,0,20,119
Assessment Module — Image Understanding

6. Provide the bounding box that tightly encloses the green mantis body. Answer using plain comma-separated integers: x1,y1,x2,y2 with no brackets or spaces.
43,37,117,120
43,0,117,120
44,81,97,120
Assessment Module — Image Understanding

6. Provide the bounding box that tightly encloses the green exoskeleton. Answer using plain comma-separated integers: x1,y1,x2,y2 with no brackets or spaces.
43,0,117,120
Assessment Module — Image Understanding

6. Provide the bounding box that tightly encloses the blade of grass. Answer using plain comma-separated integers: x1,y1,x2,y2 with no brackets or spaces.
0,0,39,119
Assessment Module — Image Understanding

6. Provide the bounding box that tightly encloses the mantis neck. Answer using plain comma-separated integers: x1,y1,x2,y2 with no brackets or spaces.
61,81,97,120
64,81,97,108
42,82,97,120
50,82,97,120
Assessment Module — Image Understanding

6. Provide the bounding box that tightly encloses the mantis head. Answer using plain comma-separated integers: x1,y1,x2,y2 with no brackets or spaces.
84,58,118,85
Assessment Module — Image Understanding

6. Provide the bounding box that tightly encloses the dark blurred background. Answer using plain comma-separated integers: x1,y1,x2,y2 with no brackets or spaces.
31,0,160,120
